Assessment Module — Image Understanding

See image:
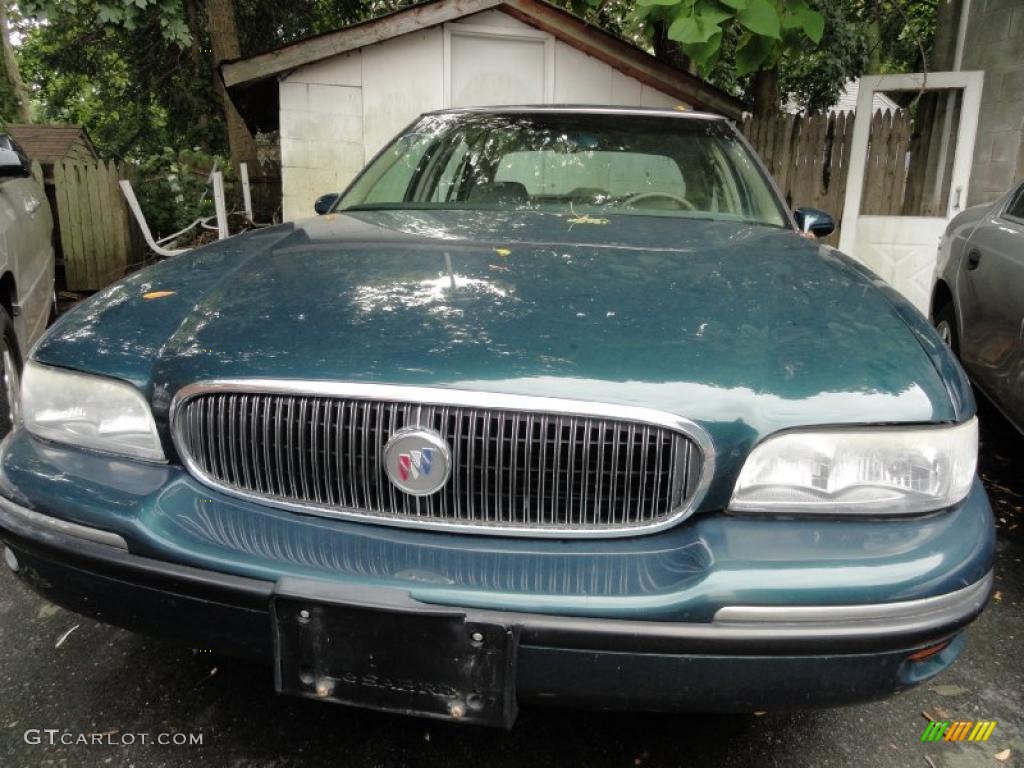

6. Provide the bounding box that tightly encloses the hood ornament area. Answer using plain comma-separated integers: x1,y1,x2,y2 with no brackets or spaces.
383,427,452,496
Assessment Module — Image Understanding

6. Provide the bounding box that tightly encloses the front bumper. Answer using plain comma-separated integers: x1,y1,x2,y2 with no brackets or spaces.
0,486,994,719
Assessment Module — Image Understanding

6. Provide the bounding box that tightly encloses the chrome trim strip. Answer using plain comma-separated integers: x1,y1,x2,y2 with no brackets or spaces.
713,572,993,625
169,380,716,539
426,105,729,121
0,494,128,550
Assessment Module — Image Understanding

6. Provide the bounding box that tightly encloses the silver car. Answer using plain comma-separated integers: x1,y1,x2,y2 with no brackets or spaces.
932,181,1024,433
0,136,55,435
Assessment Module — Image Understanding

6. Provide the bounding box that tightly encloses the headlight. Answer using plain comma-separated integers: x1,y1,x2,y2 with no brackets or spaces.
21,361,165,462
730,420,977,515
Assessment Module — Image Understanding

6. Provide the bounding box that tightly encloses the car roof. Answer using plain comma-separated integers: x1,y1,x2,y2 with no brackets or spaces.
422,105,731,121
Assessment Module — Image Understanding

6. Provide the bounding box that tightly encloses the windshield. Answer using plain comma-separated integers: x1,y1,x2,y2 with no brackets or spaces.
338,111,787,226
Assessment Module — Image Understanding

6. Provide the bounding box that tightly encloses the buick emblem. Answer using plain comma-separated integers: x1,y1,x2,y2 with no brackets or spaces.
383,427,451,496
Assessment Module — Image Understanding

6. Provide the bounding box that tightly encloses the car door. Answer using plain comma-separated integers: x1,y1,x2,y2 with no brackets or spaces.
0,138,54,351
956,182,1024,428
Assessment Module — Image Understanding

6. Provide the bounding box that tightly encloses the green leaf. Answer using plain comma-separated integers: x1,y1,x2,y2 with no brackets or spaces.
798,8,825,43
780,6,804,28
681,30,724,70
720,0,748,8
668,14,713,43
695,0,733,26
97,6,123,24
636,0,683,7
668,15,702,43
735,32,775,75
737,0,780,39
669,1,733,45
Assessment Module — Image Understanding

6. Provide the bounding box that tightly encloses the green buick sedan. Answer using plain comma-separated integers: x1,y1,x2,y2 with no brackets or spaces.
0,107,993,727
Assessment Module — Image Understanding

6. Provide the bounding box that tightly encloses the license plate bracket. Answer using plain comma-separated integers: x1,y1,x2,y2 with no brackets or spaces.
271,583,518,728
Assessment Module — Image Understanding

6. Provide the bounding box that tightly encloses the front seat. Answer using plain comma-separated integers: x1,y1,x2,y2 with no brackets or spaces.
466,181,530,207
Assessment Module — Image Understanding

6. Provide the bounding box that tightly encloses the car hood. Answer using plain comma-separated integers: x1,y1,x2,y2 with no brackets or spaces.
35,209,961,504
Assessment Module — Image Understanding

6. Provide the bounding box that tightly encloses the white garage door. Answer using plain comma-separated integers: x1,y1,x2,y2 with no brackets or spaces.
446,26,551,107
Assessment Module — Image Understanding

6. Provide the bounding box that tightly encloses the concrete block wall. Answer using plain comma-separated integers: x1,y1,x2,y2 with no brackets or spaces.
279,54,365,220
962,0,1024,205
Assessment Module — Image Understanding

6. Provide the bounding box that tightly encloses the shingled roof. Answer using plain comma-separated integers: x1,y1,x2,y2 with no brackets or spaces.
5,123,98,165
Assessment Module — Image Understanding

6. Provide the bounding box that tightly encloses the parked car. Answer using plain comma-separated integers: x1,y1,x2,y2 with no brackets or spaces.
0,135,54,437
0,107,993,726
932,182,1024,434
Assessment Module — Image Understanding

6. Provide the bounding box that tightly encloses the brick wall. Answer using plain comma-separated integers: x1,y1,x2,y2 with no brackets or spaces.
962,0,1024,205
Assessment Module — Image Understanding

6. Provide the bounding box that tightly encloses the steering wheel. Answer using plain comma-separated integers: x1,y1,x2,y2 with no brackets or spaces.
621,191,696,210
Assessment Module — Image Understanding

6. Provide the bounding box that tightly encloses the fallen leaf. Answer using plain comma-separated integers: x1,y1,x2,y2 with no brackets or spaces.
994,748,1011,762
142,290,176,300
993,591,1002,602
493,248,511,257
923,706,953,721
567,214,608,226
930,684,969,696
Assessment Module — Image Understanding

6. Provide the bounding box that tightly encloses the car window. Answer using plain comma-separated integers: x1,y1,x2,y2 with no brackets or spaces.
429,137,470,203
355,132,434,204
1004,184,1024,221
339,112,788,227
495,150,686,199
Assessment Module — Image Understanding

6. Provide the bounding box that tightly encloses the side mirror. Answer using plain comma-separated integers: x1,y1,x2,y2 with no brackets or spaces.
793,207,835,238
0,148,29,179
314,193,338,215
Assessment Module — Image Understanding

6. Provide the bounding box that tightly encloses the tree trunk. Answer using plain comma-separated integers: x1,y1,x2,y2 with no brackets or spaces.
204,0,259,173
751,69,779,117
184,0,209,133
0,1,30,123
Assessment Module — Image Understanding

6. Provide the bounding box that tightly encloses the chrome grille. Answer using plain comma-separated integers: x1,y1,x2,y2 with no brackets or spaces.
171,384,709,536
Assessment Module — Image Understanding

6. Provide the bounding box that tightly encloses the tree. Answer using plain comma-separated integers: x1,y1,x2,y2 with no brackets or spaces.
20,0,215,156
204,0,259,174
632,0,825,114
1,1,30,122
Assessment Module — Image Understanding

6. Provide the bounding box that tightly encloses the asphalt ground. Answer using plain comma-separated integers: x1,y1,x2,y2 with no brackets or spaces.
1,395,1021,768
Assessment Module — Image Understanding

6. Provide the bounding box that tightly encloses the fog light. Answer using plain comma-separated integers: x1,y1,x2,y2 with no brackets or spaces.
3,545,18,572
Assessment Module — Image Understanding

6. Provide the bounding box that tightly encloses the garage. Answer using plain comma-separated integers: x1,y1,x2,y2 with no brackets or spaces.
221,0,743,221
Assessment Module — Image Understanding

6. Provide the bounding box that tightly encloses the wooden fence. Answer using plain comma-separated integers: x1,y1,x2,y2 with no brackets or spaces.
52,160,139,291
740,109,913,244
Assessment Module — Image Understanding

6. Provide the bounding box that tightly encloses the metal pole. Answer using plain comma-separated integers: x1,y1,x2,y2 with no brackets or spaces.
212,171,229,240
240,162,253,223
